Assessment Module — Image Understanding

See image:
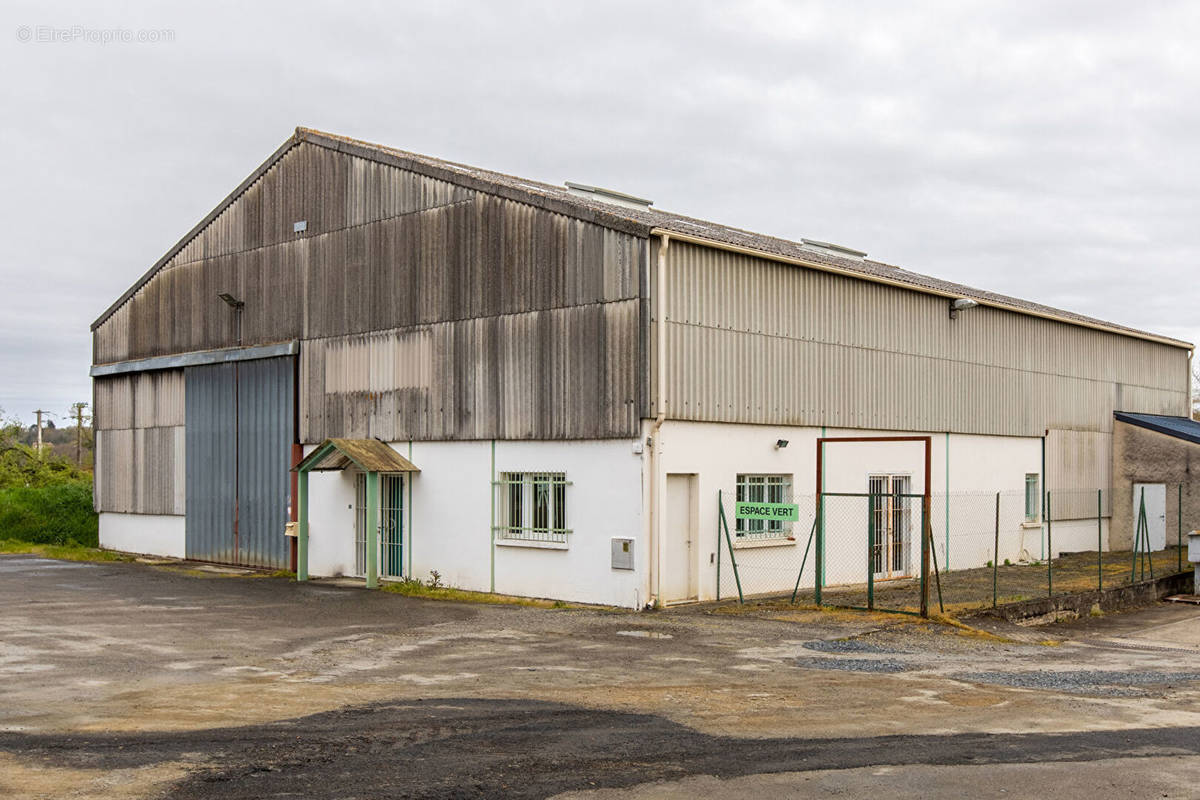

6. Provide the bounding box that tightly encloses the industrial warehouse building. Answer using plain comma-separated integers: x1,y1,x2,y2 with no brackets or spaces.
91,127,1195,608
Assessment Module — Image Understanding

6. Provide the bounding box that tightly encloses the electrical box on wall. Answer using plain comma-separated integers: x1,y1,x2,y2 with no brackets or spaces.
611,538,634,570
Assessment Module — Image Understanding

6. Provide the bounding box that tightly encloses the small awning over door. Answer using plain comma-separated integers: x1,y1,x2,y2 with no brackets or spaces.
294,438,421,474
292,439,419,587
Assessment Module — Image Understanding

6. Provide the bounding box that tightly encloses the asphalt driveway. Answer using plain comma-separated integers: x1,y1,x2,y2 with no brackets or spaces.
3,553,1200,798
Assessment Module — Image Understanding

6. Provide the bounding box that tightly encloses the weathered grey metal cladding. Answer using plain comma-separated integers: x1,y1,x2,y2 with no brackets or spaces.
300,299,641,441
94,371,185,430
185,363,237,563
93,142,645,442
93,370,185,515
93,143,640,364
235,357,293,569
660,241,1188,436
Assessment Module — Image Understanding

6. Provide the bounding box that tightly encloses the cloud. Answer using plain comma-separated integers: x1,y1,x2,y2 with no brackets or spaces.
1,0,1196,422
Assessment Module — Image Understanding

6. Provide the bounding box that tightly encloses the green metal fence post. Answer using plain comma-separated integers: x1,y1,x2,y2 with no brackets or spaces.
1046,492,1053,597
867,493,875,611
1132,488,1143,583
1180,483,1184,574
365,470,379,589
993,491,999,608
1097,489,1102,592
717,494,743,603
815,493,824,607
927,504,944,615
791,518,817,603
297,469,309,582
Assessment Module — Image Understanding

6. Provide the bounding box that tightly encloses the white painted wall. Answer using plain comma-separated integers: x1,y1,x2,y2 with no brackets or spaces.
491,438,645,609
300,438,647,608
652,421,1050,601
305,461,359,577
98,512,185,558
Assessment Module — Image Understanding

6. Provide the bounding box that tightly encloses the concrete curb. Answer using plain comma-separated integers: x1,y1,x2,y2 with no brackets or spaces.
969,570,1195,625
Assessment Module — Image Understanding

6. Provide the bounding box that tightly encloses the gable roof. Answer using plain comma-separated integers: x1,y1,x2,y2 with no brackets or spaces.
295,438,420,473
92,127,1194,351
1114,412,1200,445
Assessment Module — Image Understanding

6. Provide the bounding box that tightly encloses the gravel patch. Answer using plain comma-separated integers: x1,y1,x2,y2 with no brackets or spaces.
955,669,1200,696
791,656,911,673
803,639,903,655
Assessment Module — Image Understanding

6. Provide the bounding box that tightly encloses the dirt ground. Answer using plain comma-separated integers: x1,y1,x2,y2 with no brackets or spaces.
3,553,1200,798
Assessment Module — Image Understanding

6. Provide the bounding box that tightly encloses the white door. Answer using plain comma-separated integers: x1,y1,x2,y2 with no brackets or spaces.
663,475,696,602
1132,483,1167,551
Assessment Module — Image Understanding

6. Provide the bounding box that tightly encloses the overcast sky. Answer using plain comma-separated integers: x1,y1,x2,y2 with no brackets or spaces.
1,1,1197,426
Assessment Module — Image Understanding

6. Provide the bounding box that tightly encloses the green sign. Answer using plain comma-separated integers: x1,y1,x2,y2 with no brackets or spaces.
735,502,799,521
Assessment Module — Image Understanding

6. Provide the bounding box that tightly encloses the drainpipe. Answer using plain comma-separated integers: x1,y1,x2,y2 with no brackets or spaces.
1189,348,1195,420
648,233,670,607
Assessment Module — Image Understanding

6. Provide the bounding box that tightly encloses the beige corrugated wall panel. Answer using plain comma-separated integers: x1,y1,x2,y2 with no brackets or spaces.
1047,428,1113,520
95,371,184,431
96,425,183,515
662,241,1189,436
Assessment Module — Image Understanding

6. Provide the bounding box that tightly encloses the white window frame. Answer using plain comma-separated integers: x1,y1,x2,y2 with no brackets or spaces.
734,474,793,540
1024,473,1041,523
495,471,571,545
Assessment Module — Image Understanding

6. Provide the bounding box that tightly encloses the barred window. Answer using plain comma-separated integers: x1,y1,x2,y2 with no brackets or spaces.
496,472,570,544
1024,474,1040,523
735,474,792,539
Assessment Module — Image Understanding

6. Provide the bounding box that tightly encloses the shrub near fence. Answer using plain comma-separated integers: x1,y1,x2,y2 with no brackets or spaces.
0,480,98,547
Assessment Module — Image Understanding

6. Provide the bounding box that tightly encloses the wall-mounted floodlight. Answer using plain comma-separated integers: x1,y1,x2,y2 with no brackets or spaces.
949,298,979,320
218,292,245,309
775,439,789,449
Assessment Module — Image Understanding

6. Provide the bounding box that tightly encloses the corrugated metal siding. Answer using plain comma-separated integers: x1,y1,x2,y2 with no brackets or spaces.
91,143,644,442
185,363,237,563
184,358,295,568
92,370,185,515
94,371,184,430
300,299,640,442
235,357,293,568
1047,428,1113,518
658,241,1189,435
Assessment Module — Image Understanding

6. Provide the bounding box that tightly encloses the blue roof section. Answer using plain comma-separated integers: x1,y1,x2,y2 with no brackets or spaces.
1114,412,1200,445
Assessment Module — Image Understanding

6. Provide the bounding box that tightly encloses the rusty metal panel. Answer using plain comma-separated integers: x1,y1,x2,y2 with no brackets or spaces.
661,240,1190,436
235,356,294,569
185,362,237,563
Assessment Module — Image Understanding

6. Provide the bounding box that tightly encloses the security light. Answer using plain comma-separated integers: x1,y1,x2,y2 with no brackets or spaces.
218,292,244,309
775,439,789,449
949,297,978,319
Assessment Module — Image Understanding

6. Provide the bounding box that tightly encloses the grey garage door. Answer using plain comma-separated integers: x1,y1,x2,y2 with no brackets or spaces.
185,356,295,568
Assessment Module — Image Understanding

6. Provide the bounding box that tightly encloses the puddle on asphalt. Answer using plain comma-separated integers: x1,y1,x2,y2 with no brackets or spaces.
616,630,673,639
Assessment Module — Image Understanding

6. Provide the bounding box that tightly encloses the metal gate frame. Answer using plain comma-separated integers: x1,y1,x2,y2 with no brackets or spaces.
817,436,934,617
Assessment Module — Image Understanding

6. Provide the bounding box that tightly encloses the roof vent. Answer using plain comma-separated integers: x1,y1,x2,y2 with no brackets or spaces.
565,181,653,210
801,238,867,259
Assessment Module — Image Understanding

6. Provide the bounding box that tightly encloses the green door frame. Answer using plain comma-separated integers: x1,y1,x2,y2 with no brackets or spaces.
294,439,415,589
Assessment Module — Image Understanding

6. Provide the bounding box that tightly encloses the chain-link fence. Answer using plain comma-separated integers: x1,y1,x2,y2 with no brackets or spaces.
717,484,1194,616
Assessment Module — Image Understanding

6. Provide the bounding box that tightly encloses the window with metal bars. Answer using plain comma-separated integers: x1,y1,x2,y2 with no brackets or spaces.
495,472,570,543
735,474,793,539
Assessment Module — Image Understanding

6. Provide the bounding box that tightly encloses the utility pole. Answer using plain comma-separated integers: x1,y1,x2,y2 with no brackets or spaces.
70,402,89,467
34,409,47,456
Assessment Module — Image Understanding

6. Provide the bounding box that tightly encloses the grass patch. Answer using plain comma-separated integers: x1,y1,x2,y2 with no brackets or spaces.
0,481,98,547
0,538,132,563
379,578,606,610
